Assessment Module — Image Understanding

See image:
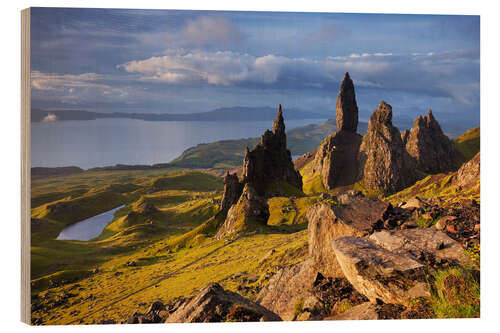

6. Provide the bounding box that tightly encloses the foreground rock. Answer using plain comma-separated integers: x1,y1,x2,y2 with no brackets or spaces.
257,260,317,320
166,283,281,323
405,109,457,173
369,228,470,266
216,184,269,239
332,237,429,306
306,192,390,277
126,297,187,324
327,302,404,320
453,152,480,188
241,105,302,196
359,101,416,194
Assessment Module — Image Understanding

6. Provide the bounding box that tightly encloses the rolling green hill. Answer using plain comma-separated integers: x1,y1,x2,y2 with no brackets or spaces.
169,119,369,169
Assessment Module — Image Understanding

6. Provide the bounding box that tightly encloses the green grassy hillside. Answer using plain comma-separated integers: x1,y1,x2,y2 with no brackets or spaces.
453,126,480,164
29,163,321,325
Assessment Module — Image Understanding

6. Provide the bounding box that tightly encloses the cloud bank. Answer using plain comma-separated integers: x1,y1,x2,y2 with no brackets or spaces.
116,48,478,105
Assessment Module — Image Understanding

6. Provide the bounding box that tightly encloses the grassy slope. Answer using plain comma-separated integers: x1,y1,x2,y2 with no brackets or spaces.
30,126,480,324
453,126,480,165
30,168,316,325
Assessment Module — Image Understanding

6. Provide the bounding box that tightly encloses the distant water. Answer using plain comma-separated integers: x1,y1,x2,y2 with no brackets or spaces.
56,205,124,241
31,118,325,169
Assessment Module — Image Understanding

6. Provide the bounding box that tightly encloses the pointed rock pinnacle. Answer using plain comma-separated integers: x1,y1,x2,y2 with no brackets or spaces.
272,104,286,135
336,72,359,132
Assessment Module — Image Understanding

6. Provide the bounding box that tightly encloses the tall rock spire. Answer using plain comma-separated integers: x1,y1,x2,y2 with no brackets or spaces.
336,72,359,132
241,104,302,196
273,104,286,135
310,73,362,190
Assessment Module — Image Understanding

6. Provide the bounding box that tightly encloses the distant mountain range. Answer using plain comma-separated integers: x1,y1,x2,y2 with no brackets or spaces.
31,107,328,123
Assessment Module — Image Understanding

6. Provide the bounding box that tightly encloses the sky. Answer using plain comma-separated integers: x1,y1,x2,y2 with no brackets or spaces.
30,8,480,129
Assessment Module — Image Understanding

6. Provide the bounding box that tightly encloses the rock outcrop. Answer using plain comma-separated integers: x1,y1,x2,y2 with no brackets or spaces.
166,283,281,323
257,260,317,320
311,131,362,190
332,236,429,306
405,109,457,173
369,228,470,265
336,72,359,132
136,202,158,215
358,101,416,194
327,302,404,320
306,192,391,277
241,105,302,196
219,171,243,214
216,184,269,239
453,152,480,188
311,72,362,190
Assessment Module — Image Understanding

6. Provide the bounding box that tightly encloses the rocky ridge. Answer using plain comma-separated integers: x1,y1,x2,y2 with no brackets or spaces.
216,105,303,238
308,73,460,195
405,109,458,173
255,189,479,321
359,101,416,193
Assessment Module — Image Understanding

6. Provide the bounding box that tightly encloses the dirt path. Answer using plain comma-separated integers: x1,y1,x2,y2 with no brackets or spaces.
66,238,238,324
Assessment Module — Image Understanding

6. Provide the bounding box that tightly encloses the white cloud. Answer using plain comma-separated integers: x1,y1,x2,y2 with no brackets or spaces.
42,113,57,122
30,71,131,103
31,71,109,91
164,15,244,48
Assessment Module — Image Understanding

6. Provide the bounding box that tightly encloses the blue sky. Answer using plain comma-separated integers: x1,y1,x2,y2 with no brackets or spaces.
30,8,480,129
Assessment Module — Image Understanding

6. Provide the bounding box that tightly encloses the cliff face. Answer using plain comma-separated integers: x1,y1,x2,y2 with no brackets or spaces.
312,131,362,190
359,101,416,194
311,72,362,190
405,109,457,173
241,105,302,196
453,151,480,188
219,171,243,214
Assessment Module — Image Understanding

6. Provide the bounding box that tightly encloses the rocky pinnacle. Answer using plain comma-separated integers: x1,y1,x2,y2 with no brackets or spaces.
336,72,359,132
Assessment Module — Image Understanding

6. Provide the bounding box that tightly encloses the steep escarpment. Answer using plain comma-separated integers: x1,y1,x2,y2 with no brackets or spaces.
359,101,416,194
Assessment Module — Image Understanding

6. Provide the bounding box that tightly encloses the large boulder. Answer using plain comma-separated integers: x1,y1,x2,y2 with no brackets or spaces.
332,237,429,306
327,302,404,320
405,110,457,173
358,101,416,194
241,105,302,196
336,72,359,132
257,260,317,321
369,228,470,265
311,131,362,190
453,152,480,188
166,283,281,323
215,184,269,239
306,192,391,278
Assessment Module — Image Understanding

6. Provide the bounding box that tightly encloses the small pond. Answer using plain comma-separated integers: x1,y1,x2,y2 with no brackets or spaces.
56,205,124,241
